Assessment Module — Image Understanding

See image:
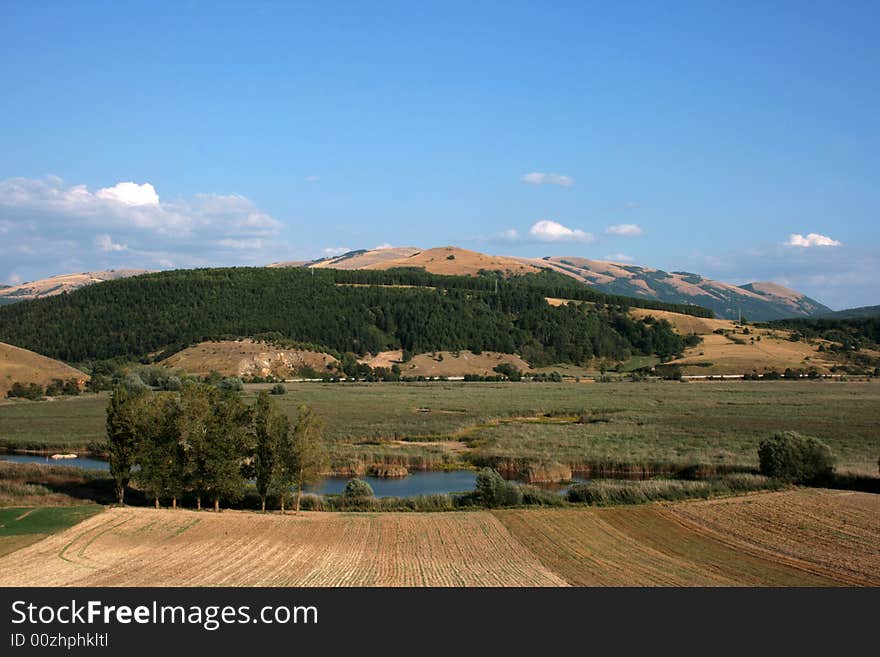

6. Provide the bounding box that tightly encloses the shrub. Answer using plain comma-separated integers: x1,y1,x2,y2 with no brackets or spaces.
217,377,244,392
270,383,287,395
342,478,374,498
7,382,45,400
122,372,148,393
493,363,522,381
757,431,836,484
157,375,182,391
474,468,522,507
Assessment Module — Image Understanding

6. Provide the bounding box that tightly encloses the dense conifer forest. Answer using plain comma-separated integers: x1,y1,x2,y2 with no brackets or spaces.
0,267,706,366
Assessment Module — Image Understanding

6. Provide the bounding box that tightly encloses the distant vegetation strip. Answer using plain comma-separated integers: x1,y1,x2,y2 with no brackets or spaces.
765,316,880,348
0,267,703,364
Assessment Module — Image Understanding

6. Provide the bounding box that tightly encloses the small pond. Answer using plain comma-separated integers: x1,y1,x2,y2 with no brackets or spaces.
0,453,590,497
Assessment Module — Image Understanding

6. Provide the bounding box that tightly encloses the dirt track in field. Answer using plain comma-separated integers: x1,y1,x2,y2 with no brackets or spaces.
0,489,876,587
0,510,567,587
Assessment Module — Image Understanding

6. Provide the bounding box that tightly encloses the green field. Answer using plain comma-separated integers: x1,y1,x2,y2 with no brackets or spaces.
1,381,878,475
0,506,103,557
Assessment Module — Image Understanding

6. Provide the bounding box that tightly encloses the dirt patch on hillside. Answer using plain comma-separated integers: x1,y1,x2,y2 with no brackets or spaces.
628,308,734,334
161,340,338,378
401,351,531,377
668,332,836,374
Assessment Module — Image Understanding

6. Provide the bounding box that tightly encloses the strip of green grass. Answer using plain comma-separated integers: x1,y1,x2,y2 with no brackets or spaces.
0,505,103,536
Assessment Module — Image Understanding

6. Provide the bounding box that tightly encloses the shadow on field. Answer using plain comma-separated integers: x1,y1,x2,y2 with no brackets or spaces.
827,473,880,495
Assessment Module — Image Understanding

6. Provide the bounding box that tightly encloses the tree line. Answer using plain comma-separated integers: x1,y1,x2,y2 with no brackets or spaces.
0,267,697,367
107,383,328,513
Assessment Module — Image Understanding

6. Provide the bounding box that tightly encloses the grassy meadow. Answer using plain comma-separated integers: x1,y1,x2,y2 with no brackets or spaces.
1,380,878,475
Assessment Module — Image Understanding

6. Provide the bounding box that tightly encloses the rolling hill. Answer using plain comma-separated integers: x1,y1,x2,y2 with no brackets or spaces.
267,247,830,321
2,247,829,322
816,305,880,319
513,256,830,321
361,246,543,276
0,342,89,396
0,269,150,305
0,267,694,366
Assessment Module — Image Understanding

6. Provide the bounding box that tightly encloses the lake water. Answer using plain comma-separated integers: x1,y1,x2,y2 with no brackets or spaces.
0,453,111,471
306,470,479,497
0,453,587,497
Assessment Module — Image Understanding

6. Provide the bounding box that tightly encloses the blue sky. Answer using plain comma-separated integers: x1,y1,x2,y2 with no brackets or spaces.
1,1,877,308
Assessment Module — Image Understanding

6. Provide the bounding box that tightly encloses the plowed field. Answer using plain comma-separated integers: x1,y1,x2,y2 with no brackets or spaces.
1,489,876,587
0,509,566,587
494,489,879,586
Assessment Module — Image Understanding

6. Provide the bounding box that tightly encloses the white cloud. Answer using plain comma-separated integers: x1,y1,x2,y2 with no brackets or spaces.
498,229,520,241
786,233,842,247
94,234,128,252
528,220,594,243
604,253,635,262
605,223,643,237
322,246,351,257
520,172,573,187
218,238,266,250
374,243,395,250
95,181,159,206
0,175,287,279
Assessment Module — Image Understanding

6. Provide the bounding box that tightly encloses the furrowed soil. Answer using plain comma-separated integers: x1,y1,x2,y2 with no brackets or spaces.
663,489,880,585
1,489,876,587
0,508,566,587
494,489,879,586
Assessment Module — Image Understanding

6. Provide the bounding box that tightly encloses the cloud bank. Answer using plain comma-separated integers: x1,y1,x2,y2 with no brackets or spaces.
0,175,286,284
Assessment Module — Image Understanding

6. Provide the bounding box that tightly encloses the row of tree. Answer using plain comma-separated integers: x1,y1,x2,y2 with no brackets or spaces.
6,378,82,399
106,384,327,513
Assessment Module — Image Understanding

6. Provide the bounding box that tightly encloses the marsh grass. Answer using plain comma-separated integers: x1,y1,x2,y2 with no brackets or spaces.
2,381,878,474
566,474,783,505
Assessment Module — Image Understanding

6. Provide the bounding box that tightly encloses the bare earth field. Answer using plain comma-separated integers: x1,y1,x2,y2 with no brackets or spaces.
1,489,875,587
0,508,566,587
495,489,879,587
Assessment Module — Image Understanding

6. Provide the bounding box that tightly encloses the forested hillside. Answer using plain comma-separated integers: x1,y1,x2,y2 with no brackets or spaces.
766,317,880,348
0,267,705,367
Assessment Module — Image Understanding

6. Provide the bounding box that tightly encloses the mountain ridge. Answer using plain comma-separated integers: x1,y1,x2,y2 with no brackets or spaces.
1,246,829,321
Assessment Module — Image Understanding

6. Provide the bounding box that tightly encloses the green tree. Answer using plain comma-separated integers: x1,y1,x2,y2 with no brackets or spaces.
252,391,290,512
284,404,328,515
135,394,184,508
106,384,144,505
177,383,216,511
202,388,251,511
